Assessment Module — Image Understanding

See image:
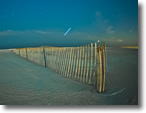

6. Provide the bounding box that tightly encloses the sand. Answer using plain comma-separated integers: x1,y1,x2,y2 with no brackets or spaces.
0,48,138,105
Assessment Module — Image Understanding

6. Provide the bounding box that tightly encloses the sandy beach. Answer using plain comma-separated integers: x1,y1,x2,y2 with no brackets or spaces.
0,48,138,105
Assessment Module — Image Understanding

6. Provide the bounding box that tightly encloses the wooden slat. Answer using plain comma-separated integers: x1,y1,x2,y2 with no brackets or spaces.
67,48,72,78
43,48,47,67
80,46,84,82
69,48,74,78
97,42,103,93
93,43,97,86
83,45,87,83
75,47,79,80
102,42,106,92
89,43,93,84
86,44,90,84
72,47,77,79
77,46,82,80
62,48,67,75
65,48,69,77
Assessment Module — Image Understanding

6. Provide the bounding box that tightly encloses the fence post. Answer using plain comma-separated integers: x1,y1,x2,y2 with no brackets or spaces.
26,48,28,59
102,42,106,92
80,46,84,82
89,43,93,84
43,48,47,67
97,41,103,93
83,45,87,83
86,44,90,84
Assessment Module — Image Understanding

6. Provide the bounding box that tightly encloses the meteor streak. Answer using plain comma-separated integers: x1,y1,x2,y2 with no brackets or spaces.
64,27,71,36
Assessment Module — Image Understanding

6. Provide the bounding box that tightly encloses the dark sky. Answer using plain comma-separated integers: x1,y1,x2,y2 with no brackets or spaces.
0,0,138,49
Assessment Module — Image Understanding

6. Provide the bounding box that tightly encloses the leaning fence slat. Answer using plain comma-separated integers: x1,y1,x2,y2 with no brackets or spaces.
80,46,84,82
26,48,28,59
55,49,57,71
83,45,87,83
102,42,106,92
63,48,67,75
77,46,82,80
72,48,76,79
65,48,69,77
97,42,103,93
59,48,62,73
86,44,90,84
57,48,60,73
75,47,79,80
43,48,47,67
69,48,74,78
93,43,97,86
89,43,93,84
67,48,72,78
51,48,53,70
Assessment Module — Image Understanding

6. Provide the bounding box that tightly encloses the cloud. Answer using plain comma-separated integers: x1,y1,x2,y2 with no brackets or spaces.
34,31,48,34
0,30,25,36
96,12,101,17
117,39,123,42
0,30,63,37
106,26,115,34
130,28,133,33
105,37,123,43
95,12,115,35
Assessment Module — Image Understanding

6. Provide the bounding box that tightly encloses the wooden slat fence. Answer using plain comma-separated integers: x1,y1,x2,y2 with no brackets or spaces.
13,41,107,93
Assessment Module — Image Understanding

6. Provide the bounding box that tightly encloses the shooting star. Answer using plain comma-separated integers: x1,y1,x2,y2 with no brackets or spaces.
64,27,71,36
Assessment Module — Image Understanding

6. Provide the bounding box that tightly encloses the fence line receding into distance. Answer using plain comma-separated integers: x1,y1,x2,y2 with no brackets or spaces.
13,42,107,93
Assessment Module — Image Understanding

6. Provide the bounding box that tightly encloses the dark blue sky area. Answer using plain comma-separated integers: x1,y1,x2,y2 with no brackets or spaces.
0,0,138,49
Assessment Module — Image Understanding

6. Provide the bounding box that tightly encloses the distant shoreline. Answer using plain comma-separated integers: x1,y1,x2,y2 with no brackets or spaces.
121,46,138,49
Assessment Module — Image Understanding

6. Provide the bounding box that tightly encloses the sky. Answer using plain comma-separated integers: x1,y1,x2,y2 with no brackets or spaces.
0,0,138,49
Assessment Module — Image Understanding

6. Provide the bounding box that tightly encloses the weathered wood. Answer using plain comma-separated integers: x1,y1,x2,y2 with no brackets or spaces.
62,48,67,75
86,44,90,84
93,43,97,86
67,48,72,78
78,46,82,80
65,48,69,77
43,48,47,67
97,42,103,93
56,48,61,73
12,42,106,93
83,45,87,83
75,47,79,80
105,42,107,68
89,43,93,84
102,42,106,92
51,48,53,69
19,49,20,56
69,48,74,78
72,47,77,79
80,46,84,82
55,49,58,71
66,48,70,77
59,48,63,73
